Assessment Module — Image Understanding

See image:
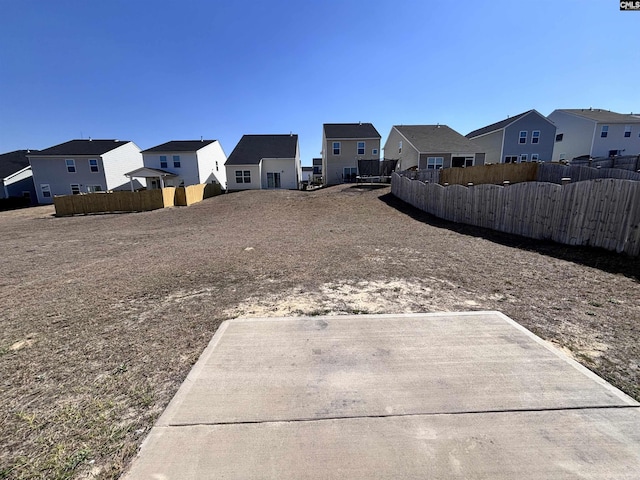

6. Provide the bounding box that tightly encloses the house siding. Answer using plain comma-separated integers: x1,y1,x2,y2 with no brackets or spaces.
142,151,199,187
322,136,381,185
591,123,640,158
469,130,503,164
383,127,419,171
226,165,261,190
197,141,228,188
102,142,143,190
549,111,597,161
1,167,36,202
29,156,109,204
261,158,298,189
503,114,556,162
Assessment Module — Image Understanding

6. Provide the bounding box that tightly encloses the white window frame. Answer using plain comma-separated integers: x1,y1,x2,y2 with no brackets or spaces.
70,184,81,195
426,157,443,170
372,148,378,155
398,141,402,154
87,185,103,193
531,153,539,161
160,155,168,168
504,155,518,163
465,157,474,167
520,154,528,162
173,155,181,168
41,184,51,198
332,142,341,155
624,125,631,138
531,131,540,144
357,141,365,155
66,159,76,173
601,125,608,138
519,131,527,144
555,133,564,142
89,158,99,172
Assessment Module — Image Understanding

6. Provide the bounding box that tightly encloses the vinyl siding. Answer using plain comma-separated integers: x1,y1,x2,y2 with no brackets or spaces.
503,113,556,162
1,167,35,201
322,136,381,185
196,141,228,188
468,130,503,164
383,127,419,171
548,111,596,161
226,164,261,190
102,142,143,190
261,158,298,189
142,151,199,186
591,123,640,158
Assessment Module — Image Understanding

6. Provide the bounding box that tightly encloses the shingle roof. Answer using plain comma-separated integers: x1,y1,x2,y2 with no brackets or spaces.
554,109,640,123
395,125,483,153
141,140,217,153
323,123,380,139
0,150,37,178
225,134,298,166
466,110,532,138
30,139,130,156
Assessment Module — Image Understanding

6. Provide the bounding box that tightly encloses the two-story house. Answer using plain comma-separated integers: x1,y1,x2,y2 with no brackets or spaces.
28,139,143,204
466,110,556,164
224,134,301,191
384,125,485,171
136,140,227,189
312,158,322,184
322,123,381,185
548,109,640,162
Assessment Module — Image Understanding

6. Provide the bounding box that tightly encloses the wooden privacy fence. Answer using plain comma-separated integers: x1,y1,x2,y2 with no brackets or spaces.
391,173,640,256
439,162,539,186
54,183,222,216
536,163,640,184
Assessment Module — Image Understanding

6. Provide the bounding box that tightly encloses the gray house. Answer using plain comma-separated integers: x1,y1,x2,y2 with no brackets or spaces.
0,150,38,204
28,139,143,204
466,110,556,164
224,134,301,191
548,109,640,162
322,123,381,185
384,125,485,171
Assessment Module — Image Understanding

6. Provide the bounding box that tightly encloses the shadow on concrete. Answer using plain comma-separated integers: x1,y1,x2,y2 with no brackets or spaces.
379,192,640,282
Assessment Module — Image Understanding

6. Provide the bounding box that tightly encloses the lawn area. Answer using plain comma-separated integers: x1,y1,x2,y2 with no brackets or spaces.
1,184,639,479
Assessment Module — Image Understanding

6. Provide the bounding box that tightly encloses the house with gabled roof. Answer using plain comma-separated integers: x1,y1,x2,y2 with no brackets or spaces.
548,108,640,162
134,140,227,190
28,139,143,204
384,125,485,171
466,110,556,164
1,150,38,204
224,134,301,191
322,123,381,185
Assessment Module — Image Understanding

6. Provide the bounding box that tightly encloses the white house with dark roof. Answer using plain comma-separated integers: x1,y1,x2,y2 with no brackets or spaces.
135,140,227,190
548,109,640,162
466,110,556,164
0,150,38,203
224,134,301,191
384,125,485,171
28,139,143,204
322,123,381,185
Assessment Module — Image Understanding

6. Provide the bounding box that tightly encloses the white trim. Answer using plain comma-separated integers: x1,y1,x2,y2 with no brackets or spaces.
332,142,341,155
65,158,76,173
518,131,527,144
2,165,32,182
70,183,81,195
531,130,540,144
357,141,365,155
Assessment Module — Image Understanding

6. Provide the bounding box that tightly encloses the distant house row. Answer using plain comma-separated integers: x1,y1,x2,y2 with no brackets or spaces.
2,108,639,204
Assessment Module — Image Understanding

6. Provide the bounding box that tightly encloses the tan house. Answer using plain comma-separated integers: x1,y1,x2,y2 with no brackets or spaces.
383,125,485,171
321,123,381,185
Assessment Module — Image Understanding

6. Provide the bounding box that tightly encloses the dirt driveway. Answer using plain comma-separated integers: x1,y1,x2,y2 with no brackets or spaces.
1,184,638,479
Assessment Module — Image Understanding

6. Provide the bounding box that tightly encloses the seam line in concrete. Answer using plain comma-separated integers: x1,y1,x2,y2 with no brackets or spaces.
165,405,640,428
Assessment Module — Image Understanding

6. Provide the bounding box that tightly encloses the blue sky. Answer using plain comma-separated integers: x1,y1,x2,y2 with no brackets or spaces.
1,0,638,165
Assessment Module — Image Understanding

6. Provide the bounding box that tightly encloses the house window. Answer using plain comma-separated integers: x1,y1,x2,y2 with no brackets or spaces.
601,125,608,138
372,148,378,155
504,155,518,163
71,184,81,195
66,159,76,173
465,157,474,167
532,131,540,144
520,154,528,162
235,170,251,183
332,142,341,155
555,133,564,142
313,166,321,174
343,167,357,182
398,141,402,154
41,184,51,198
87,185,103,193
160,156,167,168
215,161,219,171
357,142,365,155
531,153,539,161
427,157,443,169
519,131,527,144
173,155,181,168
89,159,99,172
624,125,631,138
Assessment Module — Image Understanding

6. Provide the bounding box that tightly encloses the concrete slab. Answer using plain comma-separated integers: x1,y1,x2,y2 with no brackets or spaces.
122,312,640,479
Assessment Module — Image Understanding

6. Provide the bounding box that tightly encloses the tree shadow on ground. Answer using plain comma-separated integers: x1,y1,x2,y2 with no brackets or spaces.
379,192,640,282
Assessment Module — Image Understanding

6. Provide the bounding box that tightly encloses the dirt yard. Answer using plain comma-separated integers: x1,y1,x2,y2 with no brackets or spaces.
1,184,639,479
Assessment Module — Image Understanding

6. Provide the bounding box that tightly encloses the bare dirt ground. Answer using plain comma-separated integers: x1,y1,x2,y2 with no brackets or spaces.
1,184,639,479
